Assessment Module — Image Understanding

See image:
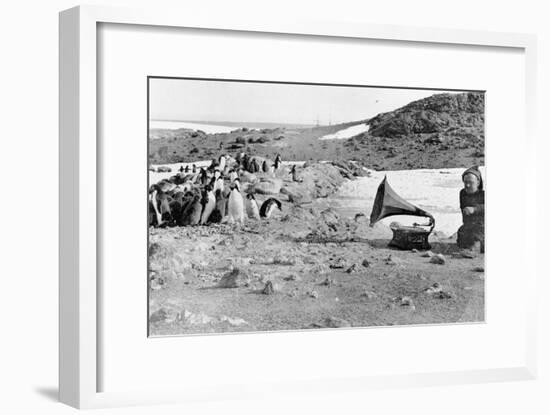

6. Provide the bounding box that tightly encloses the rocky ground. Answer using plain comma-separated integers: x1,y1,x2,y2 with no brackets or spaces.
148,162,484,336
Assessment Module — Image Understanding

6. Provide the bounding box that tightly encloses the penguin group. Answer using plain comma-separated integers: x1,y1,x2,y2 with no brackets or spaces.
149,152,285,228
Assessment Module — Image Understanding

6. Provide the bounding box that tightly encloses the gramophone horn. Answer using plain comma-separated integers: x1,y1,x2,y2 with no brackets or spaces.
369,176,434,226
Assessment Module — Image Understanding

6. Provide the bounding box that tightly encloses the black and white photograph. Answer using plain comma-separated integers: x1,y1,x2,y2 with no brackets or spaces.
147,77,485,336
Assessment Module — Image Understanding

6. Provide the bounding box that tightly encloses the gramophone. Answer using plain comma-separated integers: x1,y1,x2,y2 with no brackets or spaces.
370,176,435,250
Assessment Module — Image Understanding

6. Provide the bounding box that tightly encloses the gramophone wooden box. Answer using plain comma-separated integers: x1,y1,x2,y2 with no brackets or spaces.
388,224,432,250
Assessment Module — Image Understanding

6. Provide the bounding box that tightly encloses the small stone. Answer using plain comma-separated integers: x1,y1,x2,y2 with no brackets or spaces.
273,256,296,266
473,266,485,272
346,264,358,273
309,290,319,299
435,291,453,299
429,254,446,265
217,267,249,288
321,277,333,286
320,316,351,328
219,315,248,326
262,280,275,295
284,274,301,282
181,310,214,325
149,308,168,323
329,258,347,269
149,306,179,324
384,255,402,266
310,264,330,274
421,251,435,258
424,282,443,294
361,290,377,299
399,296,414,307
411,248,419,253
361,259,370,268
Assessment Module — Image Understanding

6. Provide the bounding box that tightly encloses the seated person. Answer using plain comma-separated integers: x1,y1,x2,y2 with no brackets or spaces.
457,166,485,256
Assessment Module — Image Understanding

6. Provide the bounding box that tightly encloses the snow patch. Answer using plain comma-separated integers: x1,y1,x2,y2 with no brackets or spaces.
319,123,370,140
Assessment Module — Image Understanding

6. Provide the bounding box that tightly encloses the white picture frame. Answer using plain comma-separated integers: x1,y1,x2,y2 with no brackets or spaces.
59,4,538,409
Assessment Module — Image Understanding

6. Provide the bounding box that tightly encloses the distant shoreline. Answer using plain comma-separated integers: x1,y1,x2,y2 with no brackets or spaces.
150,119,317,130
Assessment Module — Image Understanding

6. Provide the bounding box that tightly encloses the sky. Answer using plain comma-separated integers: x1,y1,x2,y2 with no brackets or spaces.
149,78,467,126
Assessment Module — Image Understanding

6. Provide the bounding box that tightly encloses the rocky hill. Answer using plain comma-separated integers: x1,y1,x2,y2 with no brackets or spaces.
367,92,484,138
149,92,485,171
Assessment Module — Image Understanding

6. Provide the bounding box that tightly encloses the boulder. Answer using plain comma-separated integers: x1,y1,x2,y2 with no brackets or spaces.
251,178,283,195
262,280,275,295
217,267,250,288
429,254,446,265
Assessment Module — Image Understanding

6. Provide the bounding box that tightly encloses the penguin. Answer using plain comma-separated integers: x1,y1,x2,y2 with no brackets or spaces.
177,192,194,225
199,167,209,186
262,159,270,173
218,155,226,172
192,164,197,173
250,158,260,173
260,197,282,219
213,176,224,194
290,165,302,182
181,194,202,226
223,164,231,177
245,193,261,220
274,154,282,170
236,152,244,164
229,169,238,183
157,192,174,226
149,189,162,226
227,179,245,225
184,165,190,173
200,185,216,225
179,165,184,173
242,154,250,171
208,188,227,223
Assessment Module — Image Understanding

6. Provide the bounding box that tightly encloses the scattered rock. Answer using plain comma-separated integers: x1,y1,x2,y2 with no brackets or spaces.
181,310,215,325
229,257,253,267
329,258,347,269
273,255,297,266
217,267,250,288
429,254,446,265
262,280,275,295
321,276,334,286
284,274,301,282
385,255,402,266
308,290,319,299
424,282,443,294
399,296,414,307
346,263,358,273
361,259,371,268
310,264,330,274
219,315,248,326
149,308,169,323
317,316,351,328
411,248,419,253
435,291,453,299
361,290,378,299
149,276,166,290
473,266,484,272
